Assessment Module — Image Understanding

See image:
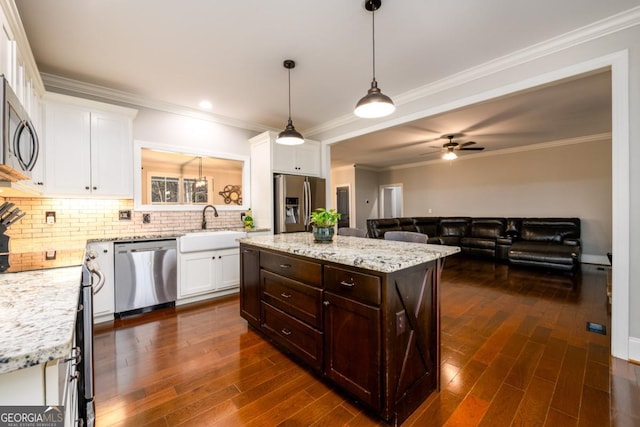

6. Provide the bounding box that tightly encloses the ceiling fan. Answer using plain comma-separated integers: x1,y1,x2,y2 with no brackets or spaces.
440,134,484,160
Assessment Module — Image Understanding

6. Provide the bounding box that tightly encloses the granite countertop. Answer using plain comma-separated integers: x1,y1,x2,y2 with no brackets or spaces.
240,232,460,273
0,266,83,375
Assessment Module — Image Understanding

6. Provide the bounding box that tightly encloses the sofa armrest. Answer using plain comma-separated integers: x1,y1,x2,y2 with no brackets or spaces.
563,238,581,246
427,237,444,245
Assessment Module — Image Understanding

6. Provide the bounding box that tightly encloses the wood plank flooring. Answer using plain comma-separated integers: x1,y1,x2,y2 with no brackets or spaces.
93,258,640,426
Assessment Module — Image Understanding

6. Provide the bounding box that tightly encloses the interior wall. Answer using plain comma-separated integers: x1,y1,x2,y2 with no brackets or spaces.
354,167,380,231
378,139,612,259
330,165,355,226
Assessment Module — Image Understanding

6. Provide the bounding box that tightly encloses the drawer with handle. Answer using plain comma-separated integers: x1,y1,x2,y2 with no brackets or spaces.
324,265,381,306
261,302,323,371
261,270,322,328
260,250,322,287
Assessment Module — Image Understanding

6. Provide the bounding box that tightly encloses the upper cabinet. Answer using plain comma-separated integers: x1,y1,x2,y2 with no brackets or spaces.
272,140,321,177
0,1,45,121
249,131,325,230
43,94,138,198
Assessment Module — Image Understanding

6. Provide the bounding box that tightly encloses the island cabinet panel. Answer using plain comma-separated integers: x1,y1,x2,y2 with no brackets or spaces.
382,263,440,422
323,290,381,411
261,302,323,371
260,250,322,287
261,270,323,328
239,240,446,425
240,244,261,329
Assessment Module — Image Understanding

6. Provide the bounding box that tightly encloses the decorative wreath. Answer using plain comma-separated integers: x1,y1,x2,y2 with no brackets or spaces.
218,185,242,205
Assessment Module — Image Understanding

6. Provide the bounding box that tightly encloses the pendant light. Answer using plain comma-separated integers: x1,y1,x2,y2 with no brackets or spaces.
354,0,395,119
195,156,207,188
276,59,305,145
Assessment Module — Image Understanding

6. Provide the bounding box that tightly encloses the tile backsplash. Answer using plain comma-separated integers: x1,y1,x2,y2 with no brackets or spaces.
3,197,245,250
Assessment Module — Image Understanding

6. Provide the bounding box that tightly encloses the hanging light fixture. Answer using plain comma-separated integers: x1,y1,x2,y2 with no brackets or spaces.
195,156,207,188
276,59,304,145
354,0,395,119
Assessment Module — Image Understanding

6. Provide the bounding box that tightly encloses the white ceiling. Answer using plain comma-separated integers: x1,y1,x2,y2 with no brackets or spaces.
15,0,636,167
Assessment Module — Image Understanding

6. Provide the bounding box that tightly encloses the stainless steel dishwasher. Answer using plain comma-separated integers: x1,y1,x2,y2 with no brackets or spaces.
114,239,177,317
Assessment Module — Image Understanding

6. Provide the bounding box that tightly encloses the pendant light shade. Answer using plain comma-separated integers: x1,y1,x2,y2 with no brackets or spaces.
442,150,458,161
355,0,395,119
276,59,304,145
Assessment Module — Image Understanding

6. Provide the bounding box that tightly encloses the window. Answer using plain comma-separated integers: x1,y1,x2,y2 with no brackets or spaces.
184,178,209,204
151,176,179,204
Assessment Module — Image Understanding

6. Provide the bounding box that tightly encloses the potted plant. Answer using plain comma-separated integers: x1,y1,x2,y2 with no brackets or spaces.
310,208,341,242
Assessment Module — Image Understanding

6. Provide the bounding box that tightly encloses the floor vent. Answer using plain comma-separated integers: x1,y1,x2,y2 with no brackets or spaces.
586,322,607,335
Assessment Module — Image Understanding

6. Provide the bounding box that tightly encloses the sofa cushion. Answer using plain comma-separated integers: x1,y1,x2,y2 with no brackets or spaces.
508,241,580,266
460,237,496,250
398,217,417,232
366,218,400,239
438,217,470,237
413,217,439,236
470,218,506,239
520,218,580,243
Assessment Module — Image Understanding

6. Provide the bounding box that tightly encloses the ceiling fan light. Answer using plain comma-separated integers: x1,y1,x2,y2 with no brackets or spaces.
276,119,305,145
443,151,458,161
354,81,395,118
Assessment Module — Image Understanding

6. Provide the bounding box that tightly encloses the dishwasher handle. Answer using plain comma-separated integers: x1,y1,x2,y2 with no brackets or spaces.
116,246,174,254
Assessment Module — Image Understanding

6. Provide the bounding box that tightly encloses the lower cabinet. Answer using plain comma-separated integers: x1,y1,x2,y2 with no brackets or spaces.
239,243,440,425
240,245,261,328
323,291,380,411
178,248,240,301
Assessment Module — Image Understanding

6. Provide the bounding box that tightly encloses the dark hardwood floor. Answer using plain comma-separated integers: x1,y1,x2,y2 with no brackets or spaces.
94,257,639,426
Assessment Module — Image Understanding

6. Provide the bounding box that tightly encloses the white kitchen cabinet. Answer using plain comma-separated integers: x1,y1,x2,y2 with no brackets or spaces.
272,139,321,176
249,131,325,232
86,241,115,323
178,247,240,303
43,94,137,198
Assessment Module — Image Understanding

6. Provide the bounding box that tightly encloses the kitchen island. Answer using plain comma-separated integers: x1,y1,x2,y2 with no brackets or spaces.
239,232,459,425
0,266,82,408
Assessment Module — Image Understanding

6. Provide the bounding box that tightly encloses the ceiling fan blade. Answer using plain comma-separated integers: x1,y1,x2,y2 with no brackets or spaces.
460,147,485,151
459,141,476,148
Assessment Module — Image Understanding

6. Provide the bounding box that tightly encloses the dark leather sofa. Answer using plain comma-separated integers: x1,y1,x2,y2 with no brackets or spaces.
366,216,581,272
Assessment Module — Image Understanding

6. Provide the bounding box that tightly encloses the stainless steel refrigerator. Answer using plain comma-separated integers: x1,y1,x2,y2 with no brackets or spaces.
274,174,326,233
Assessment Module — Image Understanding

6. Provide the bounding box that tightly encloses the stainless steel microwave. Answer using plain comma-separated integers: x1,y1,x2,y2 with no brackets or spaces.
0,76,39,181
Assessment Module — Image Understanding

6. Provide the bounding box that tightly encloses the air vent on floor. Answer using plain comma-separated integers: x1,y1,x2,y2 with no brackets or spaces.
586,322,607,335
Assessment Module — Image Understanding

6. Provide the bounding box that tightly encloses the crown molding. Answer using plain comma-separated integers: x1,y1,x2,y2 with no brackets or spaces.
0,0,45,95
384,132,611,171
41,73,276,133
306,6,640,138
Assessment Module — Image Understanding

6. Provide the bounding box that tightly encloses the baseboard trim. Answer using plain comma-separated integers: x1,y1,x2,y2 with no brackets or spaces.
628,337,640,363
581,254,610,265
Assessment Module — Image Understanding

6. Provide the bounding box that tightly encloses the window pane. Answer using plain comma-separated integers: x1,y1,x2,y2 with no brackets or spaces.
184,178,208,204
151,176,179,204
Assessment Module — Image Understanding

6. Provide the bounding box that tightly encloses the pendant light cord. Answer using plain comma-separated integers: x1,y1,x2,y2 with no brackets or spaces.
287,67,292,121
371,6,376,82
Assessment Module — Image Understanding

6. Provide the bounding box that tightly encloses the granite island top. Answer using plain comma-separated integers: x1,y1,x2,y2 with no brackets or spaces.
240,232,460,273
0,266,83,375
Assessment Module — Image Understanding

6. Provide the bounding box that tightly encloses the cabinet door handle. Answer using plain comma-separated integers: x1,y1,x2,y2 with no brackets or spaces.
279,263,291,269
85,186,90,190
323,301,330,306
280,292,292,299
340,280,356,288
281,328,292,336
243,249,254,254
93,186,97,190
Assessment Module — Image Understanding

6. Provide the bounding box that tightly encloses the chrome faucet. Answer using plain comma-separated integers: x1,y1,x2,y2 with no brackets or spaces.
202,205,219,229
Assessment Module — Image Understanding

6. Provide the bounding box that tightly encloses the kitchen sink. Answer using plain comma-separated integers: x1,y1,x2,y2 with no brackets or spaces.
179,230,246,253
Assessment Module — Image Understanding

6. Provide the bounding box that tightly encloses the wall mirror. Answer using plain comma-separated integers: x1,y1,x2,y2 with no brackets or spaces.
133,140,250,211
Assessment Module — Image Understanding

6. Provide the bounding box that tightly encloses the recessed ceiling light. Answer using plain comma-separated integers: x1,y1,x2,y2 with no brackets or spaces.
199,100,213,110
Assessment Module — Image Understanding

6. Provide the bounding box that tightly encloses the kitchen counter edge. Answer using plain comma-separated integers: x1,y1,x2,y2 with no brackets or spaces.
239,232,460,273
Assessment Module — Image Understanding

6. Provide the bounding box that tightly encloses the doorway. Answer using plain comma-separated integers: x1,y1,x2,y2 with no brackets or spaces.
336,186,350,228
379,184,403,218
